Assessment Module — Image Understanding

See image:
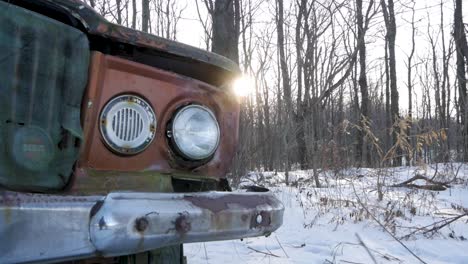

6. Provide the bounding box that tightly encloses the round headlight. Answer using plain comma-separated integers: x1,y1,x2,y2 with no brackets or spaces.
170,105,220,160
100,95,156,155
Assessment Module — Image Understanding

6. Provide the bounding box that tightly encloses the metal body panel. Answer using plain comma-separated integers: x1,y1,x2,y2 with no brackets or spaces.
0,191,284,263
75,52,239,193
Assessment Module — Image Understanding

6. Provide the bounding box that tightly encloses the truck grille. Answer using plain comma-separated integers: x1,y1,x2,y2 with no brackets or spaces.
112,108,144,141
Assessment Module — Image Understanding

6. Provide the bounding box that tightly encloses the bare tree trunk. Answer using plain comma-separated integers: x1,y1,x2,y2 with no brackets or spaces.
211,0,239,63
295,0,308,170
131,0,137,29
429,24,444,162
166,1,171,39
384,40,391,161
356,0,373,167
263,79,273,171
276,0,292,112
276,0,292,184
407,0,416,164
381,0,400,166
454,0,468,161
142,0,150,33
116,0,122,24
440,0,450,161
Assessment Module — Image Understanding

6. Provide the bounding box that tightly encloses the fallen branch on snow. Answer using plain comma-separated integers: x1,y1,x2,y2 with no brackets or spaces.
400,213,468,239
247,246,280,258
389,174,450,191
355,233,378,264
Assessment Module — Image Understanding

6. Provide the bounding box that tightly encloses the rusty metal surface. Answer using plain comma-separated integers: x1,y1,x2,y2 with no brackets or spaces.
0,190,284,263
90,192,283,256
74,52,239,193
2,0,240,86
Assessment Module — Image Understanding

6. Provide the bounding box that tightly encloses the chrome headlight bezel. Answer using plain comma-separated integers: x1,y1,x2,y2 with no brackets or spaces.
168,104,220,161
99,94,157,155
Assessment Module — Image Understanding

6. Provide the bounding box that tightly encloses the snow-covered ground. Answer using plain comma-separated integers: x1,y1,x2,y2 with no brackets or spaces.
185,163,468,264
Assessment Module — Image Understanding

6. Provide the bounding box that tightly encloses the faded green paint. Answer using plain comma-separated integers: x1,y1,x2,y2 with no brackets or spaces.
73,169,219,194
74,170,174,194
0,1,89,192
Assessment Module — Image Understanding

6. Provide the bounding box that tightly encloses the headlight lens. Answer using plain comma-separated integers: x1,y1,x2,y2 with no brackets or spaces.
171,105,220,160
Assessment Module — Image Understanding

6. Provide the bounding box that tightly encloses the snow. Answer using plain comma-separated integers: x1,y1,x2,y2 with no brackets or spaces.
185,163,468,263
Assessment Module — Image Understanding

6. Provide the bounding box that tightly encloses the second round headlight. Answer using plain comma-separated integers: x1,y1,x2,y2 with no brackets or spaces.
170,105,220,160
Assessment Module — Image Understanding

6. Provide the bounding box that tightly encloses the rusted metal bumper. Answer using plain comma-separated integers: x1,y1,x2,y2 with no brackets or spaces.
0,191,284,263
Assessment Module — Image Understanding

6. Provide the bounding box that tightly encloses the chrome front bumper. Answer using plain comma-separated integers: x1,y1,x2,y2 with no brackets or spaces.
0,191,284,263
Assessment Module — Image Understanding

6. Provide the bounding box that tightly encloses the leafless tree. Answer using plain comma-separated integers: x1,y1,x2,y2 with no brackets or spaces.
356,0,375,167
381,0,400,165
454,0,468,161
202,0,240,63
142,0,150,32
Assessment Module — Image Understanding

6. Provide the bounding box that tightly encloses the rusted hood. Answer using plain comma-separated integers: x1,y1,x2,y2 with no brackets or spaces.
4,0,240,86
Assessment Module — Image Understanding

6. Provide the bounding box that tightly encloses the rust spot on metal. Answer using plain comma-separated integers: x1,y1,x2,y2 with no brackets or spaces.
135,217,149,232
241,214,248,222
174,212,191,235
184,194,277,213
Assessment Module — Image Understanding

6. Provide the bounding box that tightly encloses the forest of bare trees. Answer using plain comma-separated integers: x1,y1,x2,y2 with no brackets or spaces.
85,0,468,185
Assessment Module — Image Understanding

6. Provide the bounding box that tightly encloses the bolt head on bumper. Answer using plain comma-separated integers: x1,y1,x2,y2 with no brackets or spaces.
0,190,284,263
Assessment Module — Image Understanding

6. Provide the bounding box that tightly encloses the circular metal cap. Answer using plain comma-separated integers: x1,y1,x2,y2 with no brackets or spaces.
11,126,55,171
100,95,156,155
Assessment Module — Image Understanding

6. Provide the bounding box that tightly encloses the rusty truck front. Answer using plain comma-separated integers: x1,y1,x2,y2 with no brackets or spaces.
0,0,284,263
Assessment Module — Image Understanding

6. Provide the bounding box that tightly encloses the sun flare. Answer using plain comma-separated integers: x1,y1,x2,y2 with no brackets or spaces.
232,75,254,97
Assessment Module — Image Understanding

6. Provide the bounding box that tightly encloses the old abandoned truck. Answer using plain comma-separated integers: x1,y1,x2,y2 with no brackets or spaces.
0,0,284,263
